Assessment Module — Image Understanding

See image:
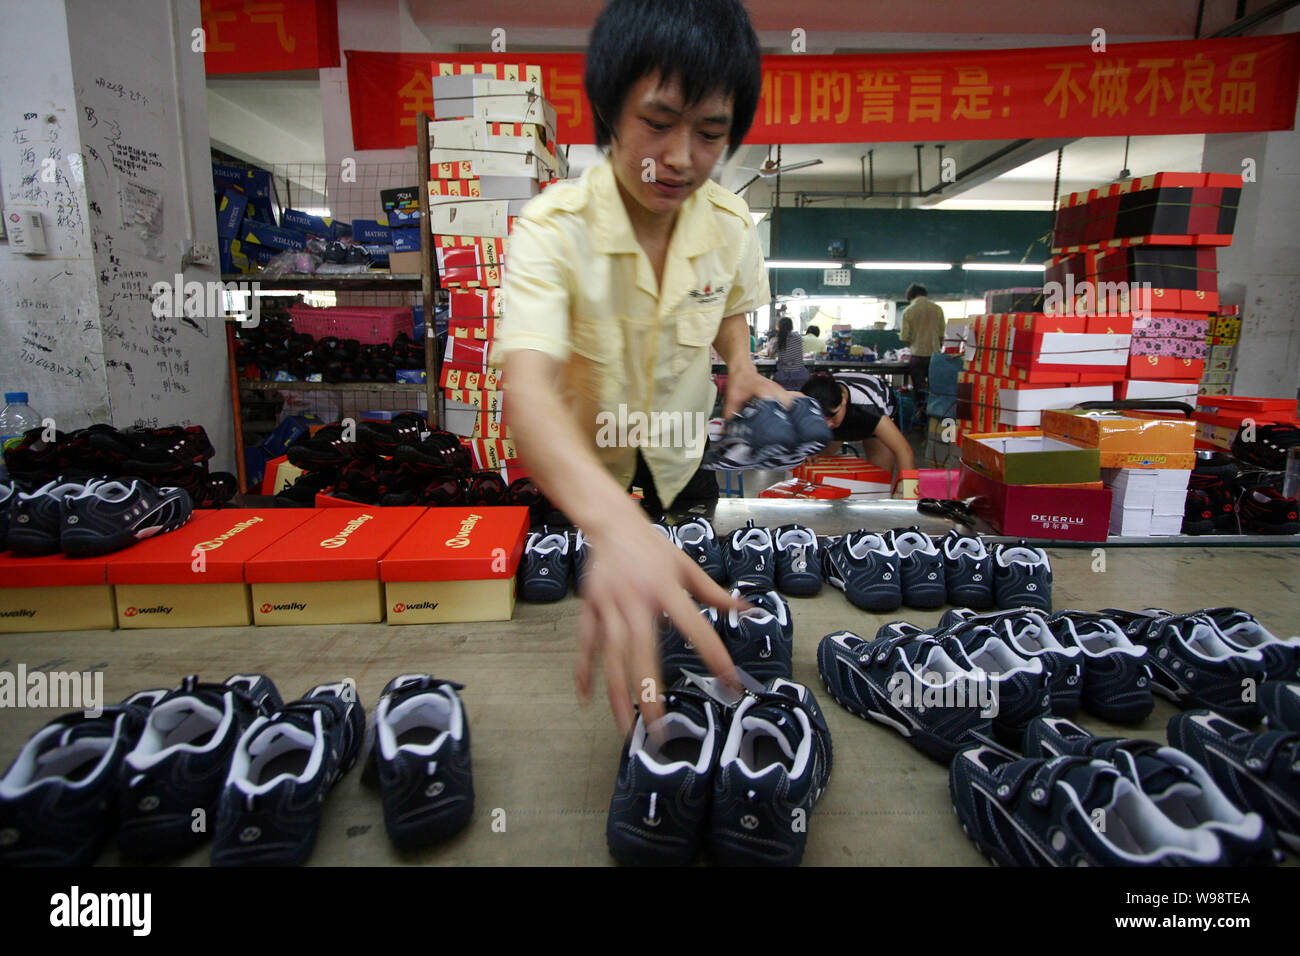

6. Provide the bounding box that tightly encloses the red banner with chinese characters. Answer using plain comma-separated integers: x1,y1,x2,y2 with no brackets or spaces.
346,35,1300,150
202,0,339,74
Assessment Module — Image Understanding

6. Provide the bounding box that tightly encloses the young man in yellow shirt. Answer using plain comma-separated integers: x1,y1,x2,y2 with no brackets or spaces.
495,0,787,734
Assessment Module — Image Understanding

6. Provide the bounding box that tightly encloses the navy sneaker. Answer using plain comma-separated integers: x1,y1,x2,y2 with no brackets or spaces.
718,583,793,682
940,530,995,610
4,477,91,555
1168,711,1300,854
211,680,365,866
657,603,721,686
674,516,726,584
707,677,832,866
992,542,1052,611
937,623,1049,744
817,628,992,762
1199,607,1300,684
1024,716,1278,866
570,527,590,593
773,524,822,597
889,528,946,609
517,526,572,603
61,478,194,557
1047,611,1154,723
1260,681,1300,732
365,675,473,850
723,520,775,589
607,679,722,866
1128,612,1267,723
0,688,167,866
787,395,834,458
821,531,901,612
976,609,1084,717
118,673,283,859
950,747,1222,867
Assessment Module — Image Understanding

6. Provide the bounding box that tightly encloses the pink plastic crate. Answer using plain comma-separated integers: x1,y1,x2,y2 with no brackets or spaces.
288,305,413,345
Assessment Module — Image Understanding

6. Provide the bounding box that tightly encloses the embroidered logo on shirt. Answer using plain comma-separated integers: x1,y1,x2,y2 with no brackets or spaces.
688,283,727,306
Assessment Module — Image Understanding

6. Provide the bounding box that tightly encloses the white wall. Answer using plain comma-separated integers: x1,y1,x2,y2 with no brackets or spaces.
0,0,233,467
0,0,109,427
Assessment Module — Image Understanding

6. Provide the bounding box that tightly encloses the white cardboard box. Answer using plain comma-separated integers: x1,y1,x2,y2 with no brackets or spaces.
430,77,558,141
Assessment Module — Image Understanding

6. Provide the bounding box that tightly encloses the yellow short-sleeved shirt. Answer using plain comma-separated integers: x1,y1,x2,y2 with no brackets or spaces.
492,156,770,505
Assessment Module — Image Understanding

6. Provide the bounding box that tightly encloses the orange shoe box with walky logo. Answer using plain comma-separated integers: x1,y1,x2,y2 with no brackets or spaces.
105,510,316,628
0,553,115,633
245,508,426,625
380,507,529,624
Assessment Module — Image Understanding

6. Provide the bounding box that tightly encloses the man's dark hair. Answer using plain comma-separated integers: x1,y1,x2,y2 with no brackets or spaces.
807,325,820,337
585,0,761,158
802,372,842,417
906,283,927,301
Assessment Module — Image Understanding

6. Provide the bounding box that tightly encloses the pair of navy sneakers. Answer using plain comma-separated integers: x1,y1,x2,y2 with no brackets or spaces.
719,519,823,595
607,673,832,866
658,582,793,685
951,713,1283,867
821,529,1052,613
517,525,589,602
700,396,832,471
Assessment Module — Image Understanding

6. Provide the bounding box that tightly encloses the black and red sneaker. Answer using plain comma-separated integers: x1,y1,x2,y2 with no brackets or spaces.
357,413,426,458
1182,489,1216,535
68,425,137,475
332,463,381,504
1238,485,1299,535
419,477,465,507
275,470,335,506
1189,451,1239,532
1,427,68,481
1231,422,1300,472
395,432,472,474
465,471,508,506
123,425,215,472
507,477,548,522
286,423,359,471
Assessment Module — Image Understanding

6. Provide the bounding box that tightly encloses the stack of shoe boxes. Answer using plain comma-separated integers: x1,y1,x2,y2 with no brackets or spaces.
1044,171,1242,407
1193,396,1298,453
428,62,566,484
1041,409,1196,537
0,506,532,632
1200,308,1240,398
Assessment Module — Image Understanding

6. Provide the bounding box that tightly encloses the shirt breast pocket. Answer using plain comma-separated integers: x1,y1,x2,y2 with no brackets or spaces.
672,307,723,375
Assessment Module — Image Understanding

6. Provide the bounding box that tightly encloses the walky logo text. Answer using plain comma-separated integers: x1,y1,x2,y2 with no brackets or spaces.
260,602,306,613
321,514,374,549
392,601,439,613
0,665,104,717
50,886,151,937
0,609,36,618
887,671,1000,718
193,517,265,551
445,513,483,549
151,274,260,327
123,605,173,617
1042,276,1154,318
595,405,709,458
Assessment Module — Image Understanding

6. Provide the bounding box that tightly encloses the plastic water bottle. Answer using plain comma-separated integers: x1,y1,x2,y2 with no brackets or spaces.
0,392,42,481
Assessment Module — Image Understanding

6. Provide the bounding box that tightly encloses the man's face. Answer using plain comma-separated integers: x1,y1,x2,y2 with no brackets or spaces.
607,71,733,219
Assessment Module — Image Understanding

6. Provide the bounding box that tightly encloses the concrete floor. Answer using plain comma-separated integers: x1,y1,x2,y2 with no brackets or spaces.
0,545,1296,866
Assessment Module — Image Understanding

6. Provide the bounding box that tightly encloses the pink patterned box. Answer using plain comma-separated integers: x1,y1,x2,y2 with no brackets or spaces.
1130,336,1208,360
1130,314,1212,339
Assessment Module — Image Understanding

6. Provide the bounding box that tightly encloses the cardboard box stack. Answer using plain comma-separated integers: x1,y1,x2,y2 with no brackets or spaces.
429,61,566,483
1192,395,1299,453
1199,306,1240,398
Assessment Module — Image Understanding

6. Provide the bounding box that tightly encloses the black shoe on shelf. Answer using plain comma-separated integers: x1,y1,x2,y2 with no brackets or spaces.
1237,485,1299,535
1182,488,1216,535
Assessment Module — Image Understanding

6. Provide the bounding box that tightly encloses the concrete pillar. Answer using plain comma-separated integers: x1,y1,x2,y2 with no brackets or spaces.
1200,8,1300,400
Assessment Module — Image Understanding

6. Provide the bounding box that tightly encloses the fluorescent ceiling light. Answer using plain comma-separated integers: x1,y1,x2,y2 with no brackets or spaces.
853,261,953,271
961,263,1046,272
766,259,842,269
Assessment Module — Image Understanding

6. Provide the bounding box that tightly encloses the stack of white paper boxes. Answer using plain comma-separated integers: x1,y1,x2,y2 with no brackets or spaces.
1104,467,1190,536
429,63,566,478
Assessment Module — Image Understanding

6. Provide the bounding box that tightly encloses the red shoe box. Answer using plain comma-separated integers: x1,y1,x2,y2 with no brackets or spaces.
448,288,503,318
758,479,851,500
0,552,114,633
957,464,1112,542
1127,355,1206,381
450,317,499,339
440,362,502,391
105,509,315,628
244,508,426,625
381,506,529,623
